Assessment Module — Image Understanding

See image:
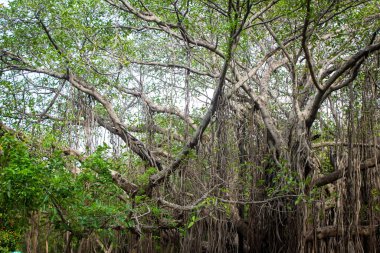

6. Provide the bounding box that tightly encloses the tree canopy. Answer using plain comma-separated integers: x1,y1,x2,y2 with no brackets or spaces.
1,0,380,252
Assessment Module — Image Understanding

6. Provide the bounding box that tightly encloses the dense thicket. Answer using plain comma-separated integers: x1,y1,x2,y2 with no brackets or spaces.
1,0,380,252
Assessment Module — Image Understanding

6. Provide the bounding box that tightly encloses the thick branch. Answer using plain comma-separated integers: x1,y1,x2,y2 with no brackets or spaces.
110,170,139,196
149,37,238,188
0,52,161,170
241,84,285,150
306,225,379,241
304,42,380,128
323,44,380,89
94,115,162,170
313,149,380,187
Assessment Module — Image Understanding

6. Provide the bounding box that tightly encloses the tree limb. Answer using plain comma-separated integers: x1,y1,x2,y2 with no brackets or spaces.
313,149,380,187
304,41,380,128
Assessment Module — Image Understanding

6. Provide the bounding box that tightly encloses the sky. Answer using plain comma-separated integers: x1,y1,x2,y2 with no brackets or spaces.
0,0,8,6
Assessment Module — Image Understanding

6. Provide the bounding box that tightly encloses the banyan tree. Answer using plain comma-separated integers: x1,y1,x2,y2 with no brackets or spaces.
0,0,379,252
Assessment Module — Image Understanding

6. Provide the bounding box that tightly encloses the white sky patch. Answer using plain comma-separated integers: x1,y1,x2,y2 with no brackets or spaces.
0,0,8,7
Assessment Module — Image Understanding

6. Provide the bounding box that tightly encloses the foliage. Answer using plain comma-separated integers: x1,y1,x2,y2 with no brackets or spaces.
1,0,380,251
